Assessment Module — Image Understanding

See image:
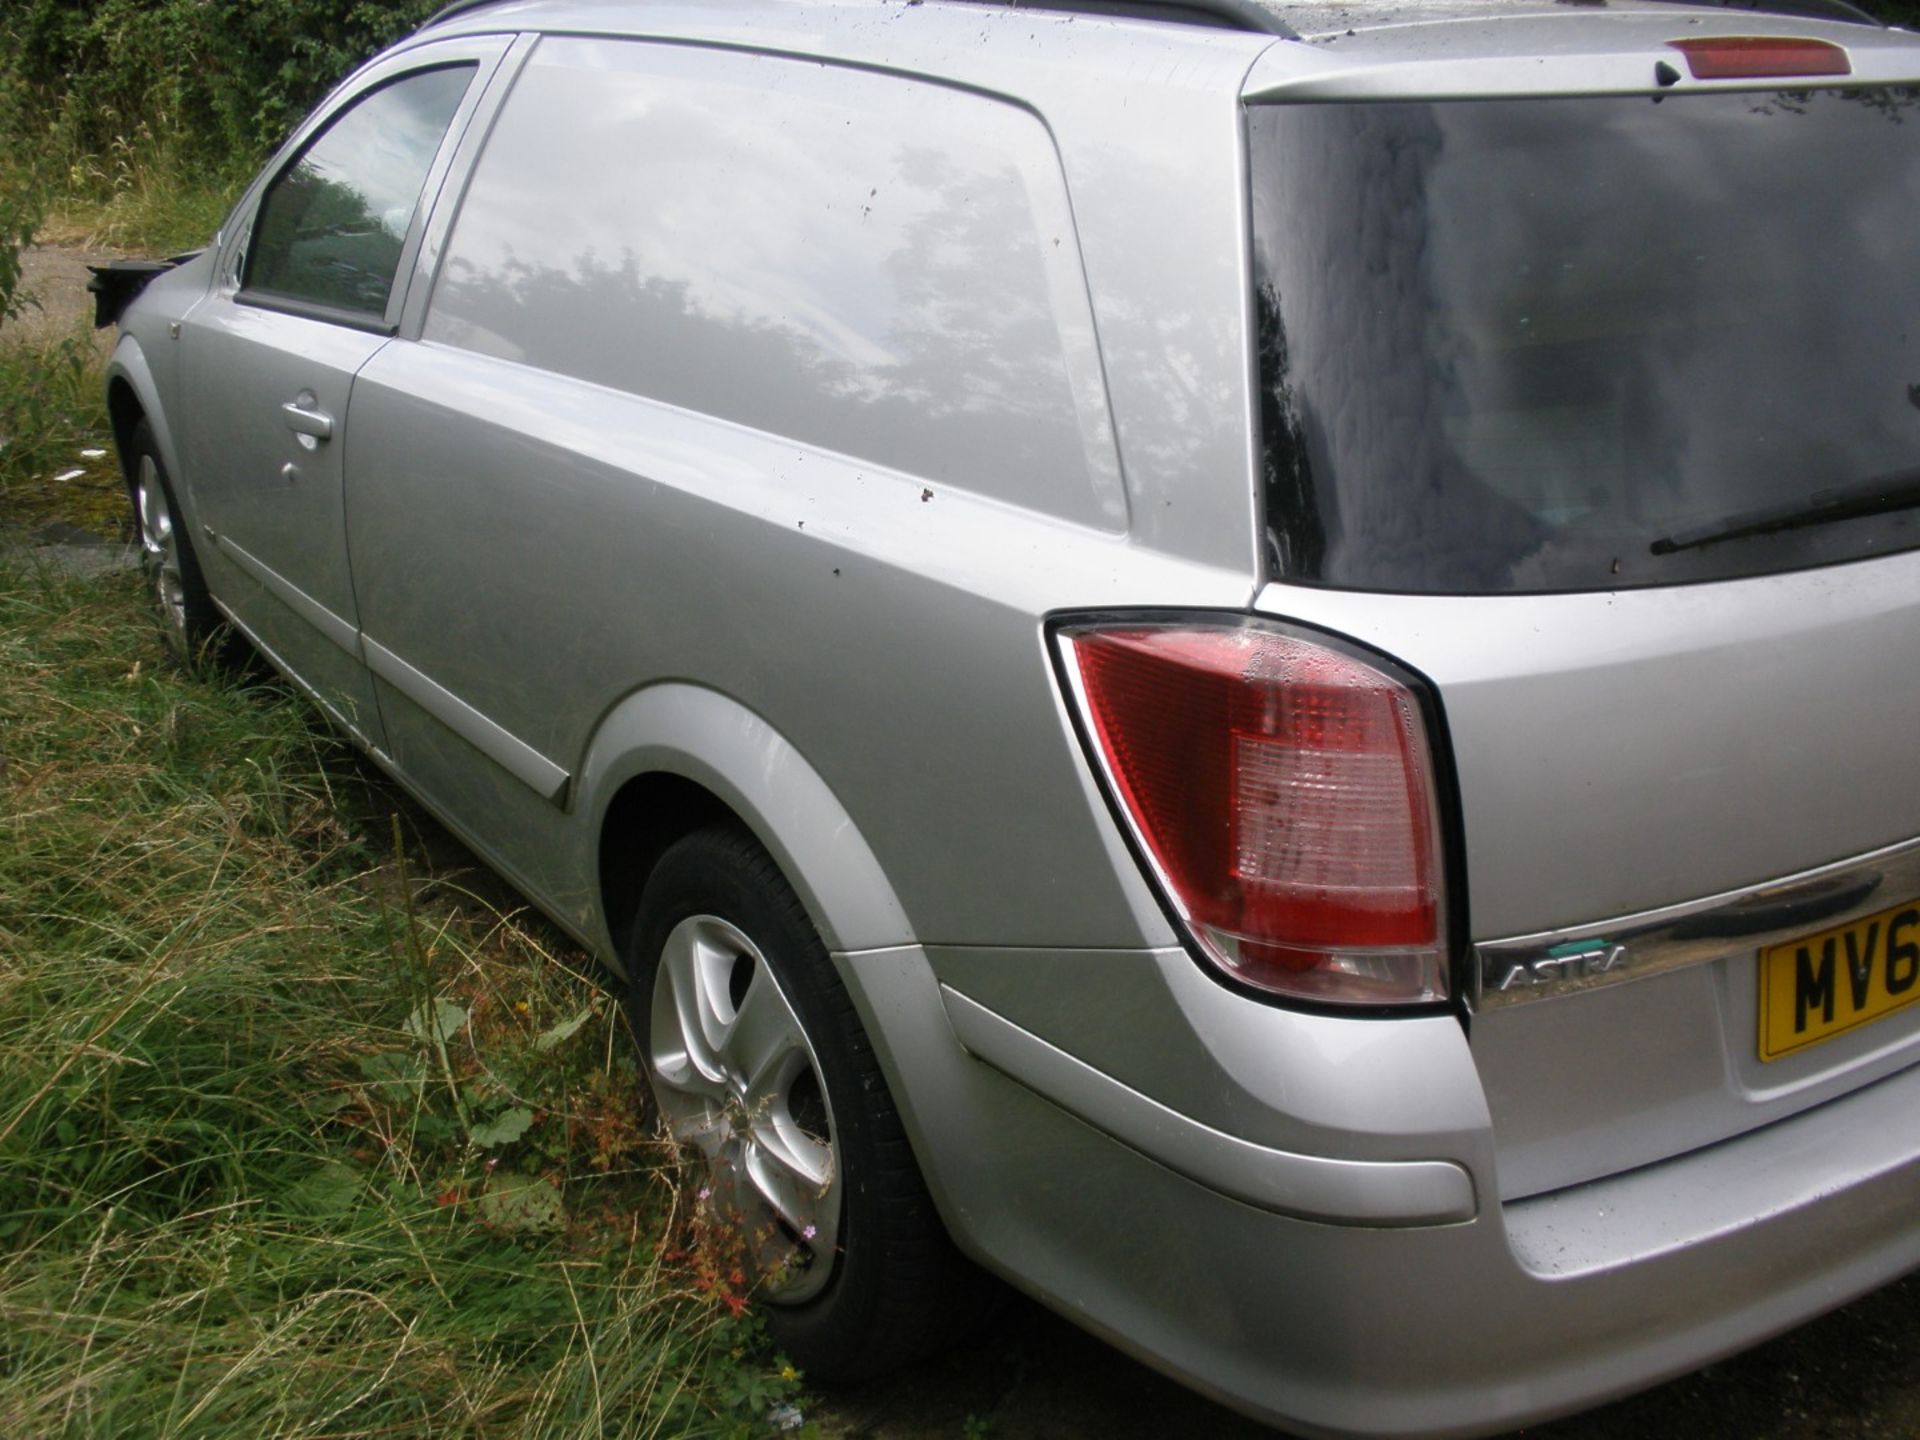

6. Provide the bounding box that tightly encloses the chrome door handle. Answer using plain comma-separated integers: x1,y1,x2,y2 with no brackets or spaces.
281,401,334,442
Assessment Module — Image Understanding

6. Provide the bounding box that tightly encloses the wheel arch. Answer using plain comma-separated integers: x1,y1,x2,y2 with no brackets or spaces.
105,374,145,478
104,339,184,503
582,682,915,972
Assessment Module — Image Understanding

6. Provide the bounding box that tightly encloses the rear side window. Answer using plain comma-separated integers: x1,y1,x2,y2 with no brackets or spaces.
246,65,475,321
1251,90,1920,593
422,40,1122,525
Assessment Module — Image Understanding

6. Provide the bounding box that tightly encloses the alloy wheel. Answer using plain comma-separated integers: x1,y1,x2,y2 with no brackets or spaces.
135,455,187,639
648,913,840,1302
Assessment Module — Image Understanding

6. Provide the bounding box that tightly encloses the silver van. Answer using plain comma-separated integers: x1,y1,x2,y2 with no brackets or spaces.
101,0,1920,1433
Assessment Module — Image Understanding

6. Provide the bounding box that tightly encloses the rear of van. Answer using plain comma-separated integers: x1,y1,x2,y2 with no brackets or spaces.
1109,9,1920,1432
1242,16,1920,1195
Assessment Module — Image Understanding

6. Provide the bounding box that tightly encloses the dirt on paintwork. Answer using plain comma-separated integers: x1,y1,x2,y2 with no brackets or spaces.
10,241,1920,1440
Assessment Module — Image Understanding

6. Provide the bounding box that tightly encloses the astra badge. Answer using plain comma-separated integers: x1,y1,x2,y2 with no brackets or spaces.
1495,940,1631,992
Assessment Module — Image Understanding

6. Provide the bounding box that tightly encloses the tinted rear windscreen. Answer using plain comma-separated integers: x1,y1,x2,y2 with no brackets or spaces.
1251,90,1920,593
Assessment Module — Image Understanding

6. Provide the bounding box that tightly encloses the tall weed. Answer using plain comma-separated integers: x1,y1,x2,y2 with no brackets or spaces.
0,564,810,1437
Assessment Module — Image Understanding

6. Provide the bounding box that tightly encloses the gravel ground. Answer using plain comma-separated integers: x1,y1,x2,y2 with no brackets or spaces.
9,243,1918,1440
9,242,113,345
806,1267,1920,1439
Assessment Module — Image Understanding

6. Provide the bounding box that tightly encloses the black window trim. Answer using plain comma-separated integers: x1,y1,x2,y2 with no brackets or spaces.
232,288,402,336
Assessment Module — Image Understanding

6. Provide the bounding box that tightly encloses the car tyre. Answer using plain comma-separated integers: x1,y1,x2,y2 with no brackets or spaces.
127,418,230,665
629,823,990,1379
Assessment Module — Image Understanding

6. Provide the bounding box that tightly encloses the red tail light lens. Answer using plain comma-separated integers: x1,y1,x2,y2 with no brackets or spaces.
1060,621,1448,1005
1666,37,1850,80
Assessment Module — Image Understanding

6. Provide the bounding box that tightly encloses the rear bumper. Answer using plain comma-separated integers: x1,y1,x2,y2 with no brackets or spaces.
940,986,1477,1228
849,944,1920,1439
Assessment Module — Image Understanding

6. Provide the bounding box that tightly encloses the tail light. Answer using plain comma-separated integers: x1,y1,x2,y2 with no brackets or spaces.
1058,619,1449,1006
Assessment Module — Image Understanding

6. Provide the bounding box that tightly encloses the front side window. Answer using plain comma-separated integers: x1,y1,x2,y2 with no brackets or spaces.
1252,89,1920,593
246,64,474,321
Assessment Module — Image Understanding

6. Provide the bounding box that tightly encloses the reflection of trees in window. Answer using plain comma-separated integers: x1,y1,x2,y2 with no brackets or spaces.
245,65,472,318
1255,280,1325,578
252,166,397,315
1251,92,1920,592
1830,85,1919,124
428,142,1101,514
1748,87,1920,122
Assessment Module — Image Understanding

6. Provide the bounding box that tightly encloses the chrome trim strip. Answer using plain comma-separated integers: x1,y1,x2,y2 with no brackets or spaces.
212,533,361,660
941,985,1477,1227
1473,834,1920,1011
362,636,571,807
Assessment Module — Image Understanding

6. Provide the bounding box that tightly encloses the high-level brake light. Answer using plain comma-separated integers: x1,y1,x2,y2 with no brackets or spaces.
1667,37,1851,80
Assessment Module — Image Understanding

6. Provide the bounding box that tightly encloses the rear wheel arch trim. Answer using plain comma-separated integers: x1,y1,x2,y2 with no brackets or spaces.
578,682,914,963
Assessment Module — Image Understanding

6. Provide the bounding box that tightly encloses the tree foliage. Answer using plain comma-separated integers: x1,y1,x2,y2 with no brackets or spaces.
5,0,1920,175
1,0,441,166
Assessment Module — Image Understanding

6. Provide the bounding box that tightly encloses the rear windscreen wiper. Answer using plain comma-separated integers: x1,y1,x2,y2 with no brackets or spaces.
1651,466,1920,555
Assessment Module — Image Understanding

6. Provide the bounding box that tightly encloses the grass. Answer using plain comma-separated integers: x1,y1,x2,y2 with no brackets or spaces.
0,558,813,1437
0,323,120,541
0,158,812,1436
45,133,243,257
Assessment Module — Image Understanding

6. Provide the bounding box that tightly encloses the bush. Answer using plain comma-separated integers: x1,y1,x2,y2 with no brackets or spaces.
0,191,37,328
1,0,440,171
4,0,1919,189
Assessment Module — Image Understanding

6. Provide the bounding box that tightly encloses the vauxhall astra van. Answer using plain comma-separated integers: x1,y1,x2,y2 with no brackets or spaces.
100,0,1920,1432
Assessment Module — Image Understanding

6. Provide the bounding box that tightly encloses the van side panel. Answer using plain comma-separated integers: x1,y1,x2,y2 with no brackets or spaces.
341,39,1255,952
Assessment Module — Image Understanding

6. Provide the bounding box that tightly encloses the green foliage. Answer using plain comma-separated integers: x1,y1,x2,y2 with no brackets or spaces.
0,197,36,328
1869,0,1920,26
2,0,441,167
0,1,439,259
0,561,813,1437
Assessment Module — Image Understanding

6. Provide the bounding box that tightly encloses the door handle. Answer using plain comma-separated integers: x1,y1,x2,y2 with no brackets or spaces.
281,400,334,442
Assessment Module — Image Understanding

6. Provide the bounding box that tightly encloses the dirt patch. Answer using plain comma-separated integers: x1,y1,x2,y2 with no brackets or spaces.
6,243,116,348
2,243,128,540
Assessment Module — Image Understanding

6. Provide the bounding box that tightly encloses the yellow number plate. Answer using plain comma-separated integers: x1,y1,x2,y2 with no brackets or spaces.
1758,898,1920,1062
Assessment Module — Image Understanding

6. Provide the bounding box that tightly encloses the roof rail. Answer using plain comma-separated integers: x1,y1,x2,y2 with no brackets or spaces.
949,0,1296,33
425,0,1298,36
1664,0,1886,26
424,0,518,26
426,0,1883,39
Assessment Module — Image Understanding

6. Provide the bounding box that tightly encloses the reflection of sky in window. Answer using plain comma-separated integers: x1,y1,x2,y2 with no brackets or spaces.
423,40,1123,521
437,59,951,369
299,66,472,240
